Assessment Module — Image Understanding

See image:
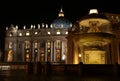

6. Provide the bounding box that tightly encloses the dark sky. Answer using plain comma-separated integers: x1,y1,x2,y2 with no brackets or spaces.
0,0,120,28
0,0,120,49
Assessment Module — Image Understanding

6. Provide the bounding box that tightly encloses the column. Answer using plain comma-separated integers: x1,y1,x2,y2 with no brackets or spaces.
38,42,40,62
80,46,84,63
13,42,17,62
30,41,32,62
54,40,56,62
118,43,120,63
22,43,25,62
45,41,47,61
32,42,34,62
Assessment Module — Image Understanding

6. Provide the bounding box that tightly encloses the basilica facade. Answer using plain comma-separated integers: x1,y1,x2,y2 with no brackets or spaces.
4,8,120,64
4,8,72,63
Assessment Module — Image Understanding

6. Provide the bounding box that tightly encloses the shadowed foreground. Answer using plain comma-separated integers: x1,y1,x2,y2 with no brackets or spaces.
0,70,120,81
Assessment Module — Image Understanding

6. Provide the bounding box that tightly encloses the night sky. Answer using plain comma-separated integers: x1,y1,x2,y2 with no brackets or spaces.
0,0,120,27
0,0,120,49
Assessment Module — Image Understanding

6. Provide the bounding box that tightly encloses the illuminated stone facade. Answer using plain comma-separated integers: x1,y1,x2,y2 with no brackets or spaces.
4,8,120,64
4,8,72,63
67,10,120,64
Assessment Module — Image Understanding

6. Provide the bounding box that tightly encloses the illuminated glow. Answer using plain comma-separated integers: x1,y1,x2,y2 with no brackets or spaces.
65,31,68,34
23,25,26,29
38,24,40,29
26,53,29,62
89,9,98,14
58,8,64,17
33,25,35,29
84,50,105,64
19,33,22,36
35,50,38,52
31,25,33,29
50,24,53,28
62,54,66,60
6,27,8,30
9,42,12,48
57,31,60,34
46,24,48,28
0,66,11,70
7,50,13,62
10,33,13,37
79,54,81,57
48,32,51,35
34,42,38,48
16,25,18,29
26,32,30,36
48,50,50,52
26,54,29,58
42,23,44,28
35,32,38,35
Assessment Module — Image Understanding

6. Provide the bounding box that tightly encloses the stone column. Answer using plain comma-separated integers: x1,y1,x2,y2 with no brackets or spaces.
22,43,25,62
53,40,56,62
51,41,53,62
45,41,47,61
38,42,40,62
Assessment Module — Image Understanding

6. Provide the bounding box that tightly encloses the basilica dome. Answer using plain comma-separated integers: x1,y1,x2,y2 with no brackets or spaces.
52,17,71,28
52,8,72,28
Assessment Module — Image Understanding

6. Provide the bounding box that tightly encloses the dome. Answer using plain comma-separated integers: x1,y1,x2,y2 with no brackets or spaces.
79,9,110,28
51,7,72,28
52,17,71,28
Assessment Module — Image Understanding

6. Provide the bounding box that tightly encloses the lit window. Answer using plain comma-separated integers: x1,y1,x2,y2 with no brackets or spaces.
34,42,38,48
62,54,66,60
9,33,13,37
35,49,38,52
25,41,30,48
19,33,22,36
65,31,68,34
47,41,51,48
35,32,38,35
48,50,50,52
9,42,12,49
26,50,29,52
23,26,26,29
48,32,51,35
7,50,13,62
56,31,60,35
89,9,98,14
26,32,30,36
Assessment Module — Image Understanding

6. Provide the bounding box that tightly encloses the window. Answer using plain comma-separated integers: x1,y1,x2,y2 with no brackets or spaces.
35,32,38,35
34,42,38,48
9,42,12,49
9,33,13,37
56,31,60,35
19,33,22,36
65,31,68,34
48,32,51,35
26,31,30,36
7,50,13,62
25,41,30,49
